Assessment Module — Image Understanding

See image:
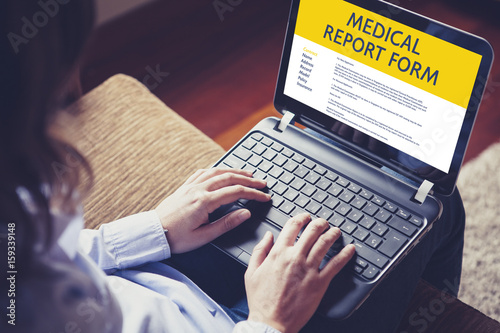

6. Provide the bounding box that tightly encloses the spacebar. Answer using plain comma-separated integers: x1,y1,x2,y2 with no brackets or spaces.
264,208,290,228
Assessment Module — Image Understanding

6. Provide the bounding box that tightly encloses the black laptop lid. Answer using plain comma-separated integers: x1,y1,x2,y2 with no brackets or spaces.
274,0,493,196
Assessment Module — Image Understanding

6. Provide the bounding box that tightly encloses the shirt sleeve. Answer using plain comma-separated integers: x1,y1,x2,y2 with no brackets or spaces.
78,211,171,273
233,321,282,333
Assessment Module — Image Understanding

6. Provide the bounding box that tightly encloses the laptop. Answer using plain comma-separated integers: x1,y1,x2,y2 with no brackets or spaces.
210,0,493,320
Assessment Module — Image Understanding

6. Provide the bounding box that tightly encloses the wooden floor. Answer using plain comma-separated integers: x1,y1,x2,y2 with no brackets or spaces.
81,0,500,163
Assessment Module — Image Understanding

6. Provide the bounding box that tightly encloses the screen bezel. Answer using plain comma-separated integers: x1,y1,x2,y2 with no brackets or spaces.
274,0,494,196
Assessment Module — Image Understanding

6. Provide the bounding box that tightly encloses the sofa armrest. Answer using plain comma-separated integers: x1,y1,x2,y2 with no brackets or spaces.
69,74,225,229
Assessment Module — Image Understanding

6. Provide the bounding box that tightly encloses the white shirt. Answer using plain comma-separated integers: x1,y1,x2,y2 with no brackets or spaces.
61,210,281,333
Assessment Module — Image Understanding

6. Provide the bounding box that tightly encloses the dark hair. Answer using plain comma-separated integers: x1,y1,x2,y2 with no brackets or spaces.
0,0,95,275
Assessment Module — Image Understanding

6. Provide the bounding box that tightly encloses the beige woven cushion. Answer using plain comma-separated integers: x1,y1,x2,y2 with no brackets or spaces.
67,74,225,229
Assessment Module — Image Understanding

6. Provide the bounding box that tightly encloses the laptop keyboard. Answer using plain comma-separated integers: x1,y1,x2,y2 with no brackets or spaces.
220,132,424,281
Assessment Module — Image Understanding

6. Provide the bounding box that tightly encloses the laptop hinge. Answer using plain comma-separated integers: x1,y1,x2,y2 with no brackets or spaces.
275,111,295,132
413,179,434,204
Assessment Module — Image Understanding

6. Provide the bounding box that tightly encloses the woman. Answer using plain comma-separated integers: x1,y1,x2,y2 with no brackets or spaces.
1,1,466,332
0,1,355,332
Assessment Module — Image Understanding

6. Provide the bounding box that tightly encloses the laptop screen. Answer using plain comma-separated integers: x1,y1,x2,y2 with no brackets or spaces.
275,0,493,195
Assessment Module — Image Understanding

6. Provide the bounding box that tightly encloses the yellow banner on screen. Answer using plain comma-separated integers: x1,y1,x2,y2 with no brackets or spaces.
294,0,482,109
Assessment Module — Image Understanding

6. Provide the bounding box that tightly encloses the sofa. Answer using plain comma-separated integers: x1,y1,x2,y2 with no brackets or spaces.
71,74,500,332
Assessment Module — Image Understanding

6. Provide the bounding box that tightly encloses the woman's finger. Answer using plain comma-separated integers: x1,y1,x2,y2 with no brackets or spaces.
191,168,255,186
191,209,253,247
205,186,271,213
203,172,267,192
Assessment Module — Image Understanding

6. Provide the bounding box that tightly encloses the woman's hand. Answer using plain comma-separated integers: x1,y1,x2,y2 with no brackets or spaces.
245,213,356,333
155,168,271,254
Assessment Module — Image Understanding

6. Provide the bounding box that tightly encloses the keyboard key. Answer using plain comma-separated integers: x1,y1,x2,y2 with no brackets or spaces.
324,197,340,210
366,235,383,249
242,139,256,150
335,203,352,216
305,172,320,184
224,156,245,169
340,221,357,234
234,148,252,161
302,184,317,197
294,166,309,178
347,209,363,223
316,179,331,191
383,202,398,213
279,172,295,185
388,216,418,237
280,201,295,215
282,148,295,158
253,144,266,155
271,142,284,152
305,201,322,215
284,189,299,202
325,171,338,181
248,155,262,167
348,183,361,193
317,208,333,221
290,178,306,191
314,165,327,175
312,191,328,203
283,160,299,173
362,203,379,216
258,160,273,173
409,216,423,227
353,242,389,269
273,155,288,167
362,265,380,280
261,137,273,146
354,265,364,274
265,208,290,228
359,216,376,230
351,197,367,210
355,257,369,268
269,167,283,179
371,195,386,206
263,150,277,161
330,215,345,227
378,233,408,258
250,133,263,141
292,154,305,164
372,223,389,237
273,183,288,196
327,184,343,197
339,191,355,203
265,177,277,189
253,170,266,181
295,195,310,208
271,196,284,208
359,189,373,200
336,177,350,187
396,209,411,220
303,159,316,169
353,228,370,242
375,209,391,223
242,164,256,172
